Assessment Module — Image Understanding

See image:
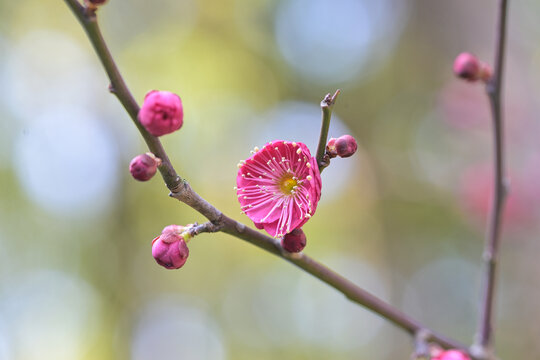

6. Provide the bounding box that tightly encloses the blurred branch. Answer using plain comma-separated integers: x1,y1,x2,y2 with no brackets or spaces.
316,89,340,172
63,2,472,356
474,0,510,358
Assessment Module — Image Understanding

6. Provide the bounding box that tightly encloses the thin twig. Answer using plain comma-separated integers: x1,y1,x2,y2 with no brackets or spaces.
187,221,223,237
316,89,340,172
474,0,509,358
63,2,472,355
64,0,181,190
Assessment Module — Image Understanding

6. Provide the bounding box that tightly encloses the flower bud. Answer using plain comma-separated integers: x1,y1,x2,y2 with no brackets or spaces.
160,224,186,242
129,153,161,181
326,138,338,158
335,135,357,158
139,90,184,137
453,53,492,83
84,0,107,7
478,63,493,82
281,228,307,253
453,53,480,81
151,227,189,270
432,350,471,360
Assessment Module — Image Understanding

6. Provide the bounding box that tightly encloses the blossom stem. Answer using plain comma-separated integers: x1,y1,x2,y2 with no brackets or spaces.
316,89,341,172
64,3,473,356
63,0,182,190
474,0,509,358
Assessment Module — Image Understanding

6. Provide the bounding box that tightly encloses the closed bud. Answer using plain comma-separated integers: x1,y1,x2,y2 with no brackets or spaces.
160,224,186,243
139,90,184,137
326,138,338,158
151,224,190,269
335,135,357,158
478,63,493,82
453,53,492,83
129,153,161,181
84,0,107,7
432,350,471,360
453,53,480,81
281,228,307,253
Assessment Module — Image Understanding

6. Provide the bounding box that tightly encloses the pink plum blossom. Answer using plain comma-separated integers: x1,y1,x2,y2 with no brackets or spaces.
139,90,184,137
236,140,322,238
151,225,189,269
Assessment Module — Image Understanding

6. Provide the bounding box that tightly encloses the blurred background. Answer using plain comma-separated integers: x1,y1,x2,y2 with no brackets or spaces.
0,0,539,359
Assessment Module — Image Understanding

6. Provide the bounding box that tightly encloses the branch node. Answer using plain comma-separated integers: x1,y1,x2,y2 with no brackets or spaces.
470,343,492,360
501,177,510,197
321,89,341,108
168,178,186,196
234,222,245,233
412,329,431,359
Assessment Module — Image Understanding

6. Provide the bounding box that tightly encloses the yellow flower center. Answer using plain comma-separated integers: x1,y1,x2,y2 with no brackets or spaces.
279,174,298,195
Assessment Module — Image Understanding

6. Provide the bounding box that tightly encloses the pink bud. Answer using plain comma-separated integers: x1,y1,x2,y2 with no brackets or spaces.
151,233,189,270
433,350,471,360
335,135,357,158
281,228,307,253
479,63,493,82
84,0,107,7
129,153,161,181
326,138,338,158
453,53,481,81
160,224,186,243
139,90,184,137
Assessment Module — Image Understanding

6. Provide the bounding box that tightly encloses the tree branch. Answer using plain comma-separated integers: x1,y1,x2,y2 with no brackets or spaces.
63,2,472,356
473,0,509,358
65,0,181,190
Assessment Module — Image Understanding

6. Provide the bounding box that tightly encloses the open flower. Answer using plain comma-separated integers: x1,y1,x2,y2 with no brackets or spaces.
236,140,322,238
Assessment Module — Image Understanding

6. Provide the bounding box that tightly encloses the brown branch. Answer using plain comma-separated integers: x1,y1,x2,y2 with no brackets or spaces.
63,2,473,356
473,0,509,358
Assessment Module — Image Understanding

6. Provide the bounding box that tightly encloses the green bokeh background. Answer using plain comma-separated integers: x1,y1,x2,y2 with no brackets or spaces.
0,0,539,359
